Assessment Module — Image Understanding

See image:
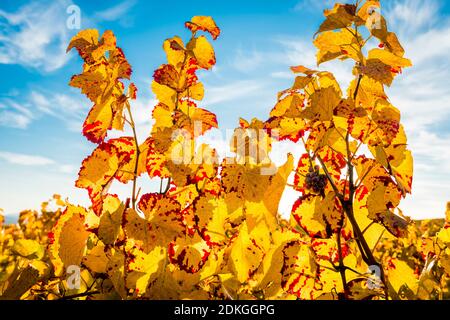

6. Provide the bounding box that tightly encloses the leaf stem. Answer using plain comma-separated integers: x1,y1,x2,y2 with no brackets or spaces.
126,101,140,210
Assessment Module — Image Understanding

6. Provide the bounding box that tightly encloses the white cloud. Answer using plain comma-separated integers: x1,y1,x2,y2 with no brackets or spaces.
0,0,138,72
0,109,31,129
0,0,73,72
0,167,90,216
29,90,88,131
0,152,55,166
0,90,88,131
270,71,293,79
0,151,76,175
203,80,264,106
385,0,441,36
229,48,265,73
58,164,77,174
383,0,450,219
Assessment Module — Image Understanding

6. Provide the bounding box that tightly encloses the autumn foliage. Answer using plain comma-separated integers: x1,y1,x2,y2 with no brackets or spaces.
1,1,450,300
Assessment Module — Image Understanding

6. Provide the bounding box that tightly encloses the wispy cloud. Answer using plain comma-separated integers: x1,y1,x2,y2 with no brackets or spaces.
229,48,265,73
382,0,450,218
203,80,264,106
94,0,137,27
228,44,289,75
385,0,441,36
0,90,88,131
0,151,55,166
0,0,73,72
0,110,31,129
0,98,33,129
29,90,88,131
0,151,76,174
0,0,138,73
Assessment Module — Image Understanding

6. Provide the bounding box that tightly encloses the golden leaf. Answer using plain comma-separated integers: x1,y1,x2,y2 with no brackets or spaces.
48,205,90,276
185,16,221,40
187,36,216,70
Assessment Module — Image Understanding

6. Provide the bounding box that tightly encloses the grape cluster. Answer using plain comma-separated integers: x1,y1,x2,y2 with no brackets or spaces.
305,165,327,193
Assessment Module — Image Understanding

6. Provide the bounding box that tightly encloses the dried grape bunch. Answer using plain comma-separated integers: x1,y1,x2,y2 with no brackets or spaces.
305,165,327,194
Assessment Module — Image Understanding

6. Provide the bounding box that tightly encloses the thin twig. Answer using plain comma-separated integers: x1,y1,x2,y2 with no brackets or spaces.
126,101,140,210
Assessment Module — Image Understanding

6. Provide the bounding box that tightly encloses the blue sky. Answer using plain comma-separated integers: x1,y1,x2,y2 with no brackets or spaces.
1,0,450,219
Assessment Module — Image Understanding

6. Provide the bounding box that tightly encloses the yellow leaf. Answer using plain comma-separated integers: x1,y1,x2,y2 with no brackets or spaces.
66,29,101,64
98,195,124,245
368,48,412,68
49,205,90,276
385,32,405,57
163,36,186,71
146,144,171,179
348,278,384,300
153,64,180,90
228,222,265,283
262,153,294,216
221,160,271,203
170,232,210,273
362,49,412,86
291,195,328,238
437,228,450,247
194,195,229,245
187,35,216,70
83,243,109,274
281,240,318,299
293,154,311,193
124,194,183,253
138,193,181,220
12,240,44,260
386,258,418,299
317,4,358,34
446,202,450,225
127,246,166,296
175,99,218,136
313,29,363,65
151,81,177,110
290,65,318,75
75,142,121,214
230,118,272,163
369,126,413,194
353,186,393,250
106,249,127,299
1,262,44,300
112,137,151,184
69,37,132,143
185,16,221,40
367,185,410,237
183,81,204,101
357,0,380,22
270,94,304,118
348,75,386,114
